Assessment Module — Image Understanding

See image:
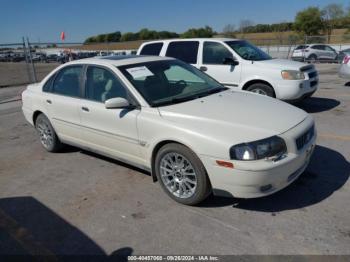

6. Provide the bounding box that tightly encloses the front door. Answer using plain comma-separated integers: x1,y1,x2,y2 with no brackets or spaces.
199,41,241,87
80,65,142,164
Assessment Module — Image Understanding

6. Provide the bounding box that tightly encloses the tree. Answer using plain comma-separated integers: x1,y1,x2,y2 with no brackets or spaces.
222,24,236,37
322,4,345,42
239,20,254,34
105,31,121,42
84,36,97,44
120,32,138,42
139,28,158,40
181,26,214,38
294,7,324,36
158,31,179,39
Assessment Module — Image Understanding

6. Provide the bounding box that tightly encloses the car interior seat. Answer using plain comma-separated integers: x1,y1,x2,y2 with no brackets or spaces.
143,75,169,101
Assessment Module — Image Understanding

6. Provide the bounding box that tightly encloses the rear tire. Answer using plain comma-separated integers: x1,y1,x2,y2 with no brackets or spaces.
155,143,211,205
308,54,317,63
35,114,62,152
246,83,275,97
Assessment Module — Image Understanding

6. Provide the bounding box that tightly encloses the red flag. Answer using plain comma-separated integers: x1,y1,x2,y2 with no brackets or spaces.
60,31,65,41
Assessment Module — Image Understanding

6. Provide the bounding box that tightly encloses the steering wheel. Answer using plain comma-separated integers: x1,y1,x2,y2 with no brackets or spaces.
242,53,249,59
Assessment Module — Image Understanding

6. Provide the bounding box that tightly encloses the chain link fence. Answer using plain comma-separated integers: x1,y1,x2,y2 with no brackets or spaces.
1,35,350,87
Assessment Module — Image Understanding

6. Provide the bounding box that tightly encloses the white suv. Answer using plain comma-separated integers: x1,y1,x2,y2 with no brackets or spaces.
292,44,338,63
137,38,319,101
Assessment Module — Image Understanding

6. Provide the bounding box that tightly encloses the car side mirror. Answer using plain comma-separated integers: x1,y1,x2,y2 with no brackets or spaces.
223,57,239,66
105,97,132,109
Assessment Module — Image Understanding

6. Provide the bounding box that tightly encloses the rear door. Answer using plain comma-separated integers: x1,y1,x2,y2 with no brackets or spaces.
164,41,200,67
310,45,323,59
46,65,84,144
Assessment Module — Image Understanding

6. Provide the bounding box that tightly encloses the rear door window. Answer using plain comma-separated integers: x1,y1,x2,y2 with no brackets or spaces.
165,41,199,64
139,43,163,56
42,74,56,92
52,66,82,97
295,45,309,50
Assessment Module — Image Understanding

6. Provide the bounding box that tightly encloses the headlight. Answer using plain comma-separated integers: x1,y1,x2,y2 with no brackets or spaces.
281,70,305,80
230,136,287,161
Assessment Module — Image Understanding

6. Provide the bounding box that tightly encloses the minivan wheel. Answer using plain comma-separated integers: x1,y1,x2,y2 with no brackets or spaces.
155,143,211,205
35,114,62,152
246,83,275,97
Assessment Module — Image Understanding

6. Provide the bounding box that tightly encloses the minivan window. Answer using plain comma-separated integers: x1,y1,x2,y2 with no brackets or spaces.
85,66,127,103
166,41,199,64
140,43,164,56
225,40,272,61
203,42,233,64
52,66,82,97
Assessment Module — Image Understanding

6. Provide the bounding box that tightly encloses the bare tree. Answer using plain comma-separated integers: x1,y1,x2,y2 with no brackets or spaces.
222,24,236,37
322,3,345,42
239,20,254,36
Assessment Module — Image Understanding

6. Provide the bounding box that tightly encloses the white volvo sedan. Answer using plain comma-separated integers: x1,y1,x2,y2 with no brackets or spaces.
22,56,316,205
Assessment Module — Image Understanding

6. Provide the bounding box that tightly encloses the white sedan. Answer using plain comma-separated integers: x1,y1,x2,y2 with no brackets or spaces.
22,56,316,205
339,55,350,79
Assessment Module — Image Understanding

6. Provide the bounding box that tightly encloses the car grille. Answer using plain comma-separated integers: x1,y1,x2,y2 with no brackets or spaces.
310,80,318,87
300,65,314,72
296,125,315,150
308,71,318,79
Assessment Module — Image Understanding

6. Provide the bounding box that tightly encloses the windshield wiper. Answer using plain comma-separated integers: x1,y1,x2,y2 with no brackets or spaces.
197,86,228,97
154,87,228,107
155,95,199,107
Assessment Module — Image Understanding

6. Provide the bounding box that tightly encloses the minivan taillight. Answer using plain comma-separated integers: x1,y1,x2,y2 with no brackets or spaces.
343,55,350,64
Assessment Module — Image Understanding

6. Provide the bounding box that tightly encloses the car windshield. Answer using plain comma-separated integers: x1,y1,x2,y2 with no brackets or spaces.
118,60,226,107
225,40,272,61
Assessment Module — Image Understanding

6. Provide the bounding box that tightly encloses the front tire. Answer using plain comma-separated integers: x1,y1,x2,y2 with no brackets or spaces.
35,114,62,152
246,83,275,97
155,143,211,205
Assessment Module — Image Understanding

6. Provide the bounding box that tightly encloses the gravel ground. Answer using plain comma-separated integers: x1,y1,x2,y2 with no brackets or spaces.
0,62,59,87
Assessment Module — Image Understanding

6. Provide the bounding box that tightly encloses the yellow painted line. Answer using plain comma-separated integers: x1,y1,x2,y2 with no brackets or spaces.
319,134,350,141
0,208,58,259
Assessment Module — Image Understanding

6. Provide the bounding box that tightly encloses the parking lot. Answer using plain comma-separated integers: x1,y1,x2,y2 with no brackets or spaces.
0,63,349,256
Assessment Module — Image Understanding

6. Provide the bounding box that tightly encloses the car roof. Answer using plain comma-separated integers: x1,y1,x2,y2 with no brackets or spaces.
65,55,174,67
141,38,241,44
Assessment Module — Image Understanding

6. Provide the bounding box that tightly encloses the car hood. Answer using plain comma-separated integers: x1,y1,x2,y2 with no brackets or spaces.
158,90,308,143
254,58,306,70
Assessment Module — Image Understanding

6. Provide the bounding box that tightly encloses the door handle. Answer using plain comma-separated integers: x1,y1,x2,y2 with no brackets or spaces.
199,66,207,72
81,106,89,112
46,99,52,104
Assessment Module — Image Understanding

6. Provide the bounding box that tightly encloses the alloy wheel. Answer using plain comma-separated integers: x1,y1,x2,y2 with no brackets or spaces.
160,152,197,199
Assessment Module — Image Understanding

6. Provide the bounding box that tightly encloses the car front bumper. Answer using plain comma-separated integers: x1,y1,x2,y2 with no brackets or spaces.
201,116,316,199
274,77,318,101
